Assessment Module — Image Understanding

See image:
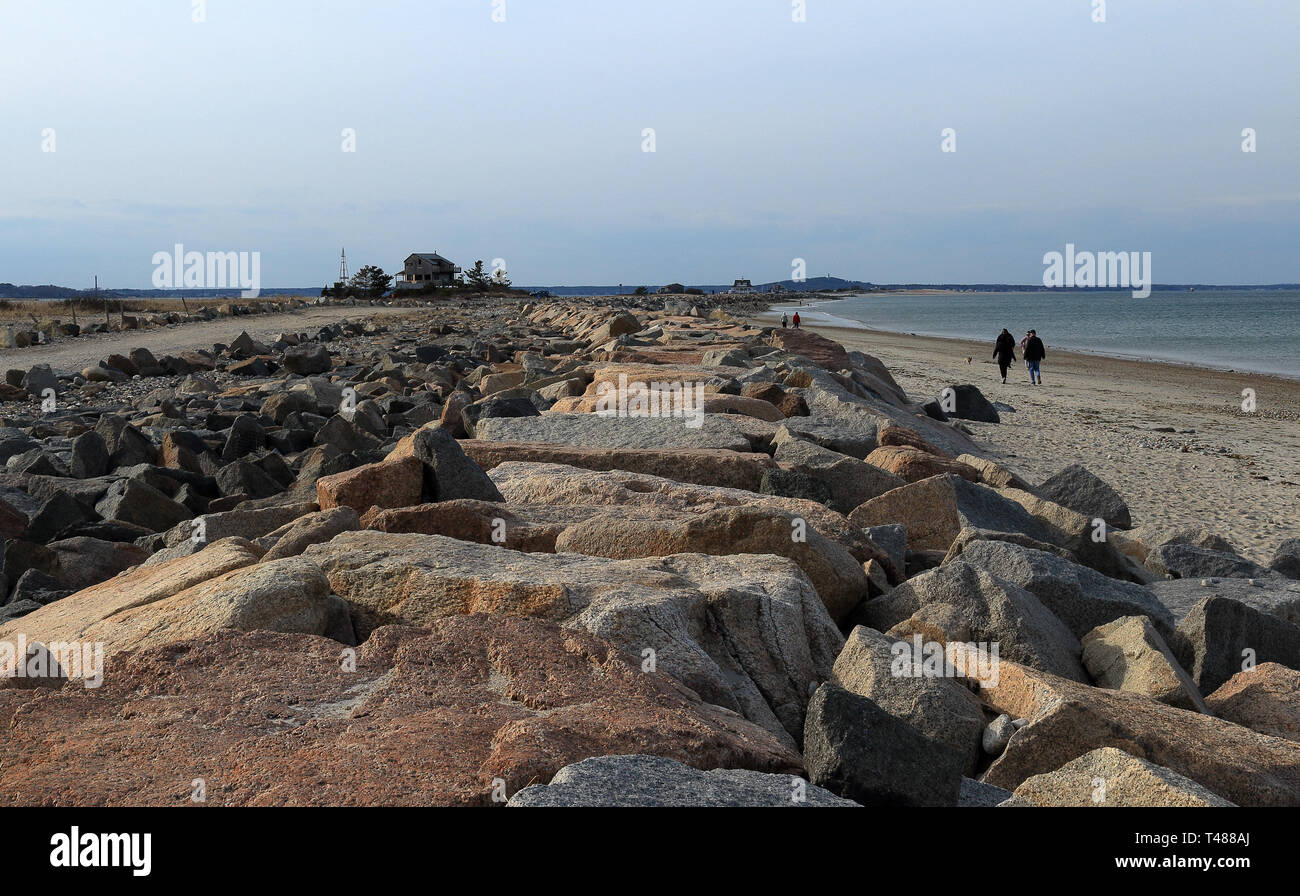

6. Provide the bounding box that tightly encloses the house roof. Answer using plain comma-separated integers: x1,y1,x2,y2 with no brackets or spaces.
406,253,457,266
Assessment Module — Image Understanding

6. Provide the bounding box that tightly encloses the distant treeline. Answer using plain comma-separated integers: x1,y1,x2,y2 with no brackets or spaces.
0,284,324,299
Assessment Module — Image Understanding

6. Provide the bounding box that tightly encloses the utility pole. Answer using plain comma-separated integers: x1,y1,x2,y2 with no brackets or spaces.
100,276,109,328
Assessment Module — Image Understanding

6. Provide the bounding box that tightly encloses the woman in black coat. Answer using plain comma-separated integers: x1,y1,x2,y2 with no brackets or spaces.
993,329,1016,383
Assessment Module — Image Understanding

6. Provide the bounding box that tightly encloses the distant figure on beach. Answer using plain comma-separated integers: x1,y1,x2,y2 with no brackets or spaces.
1023,329,1046,385
993,328,1016,383
792,312,801,329
781,312,788,328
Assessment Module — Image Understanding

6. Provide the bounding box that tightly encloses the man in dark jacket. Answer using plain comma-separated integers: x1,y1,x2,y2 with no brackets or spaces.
1023,329,1045,385
993,329,1016,383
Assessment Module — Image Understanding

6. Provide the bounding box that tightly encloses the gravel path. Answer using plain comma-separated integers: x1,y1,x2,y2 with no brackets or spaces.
0,305,413,373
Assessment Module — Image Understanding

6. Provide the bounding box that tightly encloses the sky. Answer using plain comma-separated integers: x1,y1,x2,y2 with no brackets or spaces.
1,0,1297,288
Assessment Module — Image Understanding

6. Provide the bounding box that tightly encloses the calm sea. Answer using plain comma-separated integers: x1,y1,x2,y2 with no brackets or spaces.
767,290,1300,378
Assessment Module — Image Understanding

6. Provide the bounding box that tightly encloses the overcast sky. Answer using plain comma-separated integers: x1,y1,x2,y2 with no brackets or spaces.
2,0,1297,288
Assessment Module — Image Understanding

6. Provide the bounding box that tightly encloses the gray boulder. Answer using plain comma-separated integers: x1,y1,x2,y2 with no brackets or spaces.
940,384,999,423
830,625,986,774
960,777,1013,807
1272,538,1300,579
1153,577,1300,625
474,413,751,452
21,364,59,398
773,437,904,515
1037,464,1132,530
94,479,190,532
803,683,966,806
773,418,879,459
69,431,110,479
402,427,504,503
859,560,1087,681
283,343,331,375
1176,596,1300,693
865,524,907,576
1146,542,1271,580
507,755,856,807
956,540,1175,641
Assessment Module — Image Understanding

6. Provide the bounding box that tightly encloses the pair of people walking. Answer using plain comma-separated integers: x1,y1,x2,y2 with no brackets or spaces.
993,328,1045,384
780,312,801,329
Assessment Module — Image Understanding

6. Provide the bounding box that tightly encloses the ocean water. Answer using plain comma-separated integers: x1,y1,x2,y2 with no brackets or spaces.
766,290,1300,378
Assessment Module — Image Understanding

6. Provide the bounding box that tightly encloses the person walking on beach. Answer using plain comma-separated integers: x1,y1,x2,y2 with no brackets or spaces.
1023,329,1045,385
993,328,1016,383
781,312,788,329
792,312,801,329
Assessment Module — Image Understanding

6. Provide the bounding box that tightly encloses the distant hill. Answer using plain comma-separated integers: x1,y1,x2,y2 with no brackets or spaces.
519,276,874,296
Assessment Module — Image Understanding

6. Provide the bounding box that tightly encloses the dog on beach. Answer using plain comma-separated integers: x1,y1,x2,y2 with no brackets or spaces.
964,356,972,365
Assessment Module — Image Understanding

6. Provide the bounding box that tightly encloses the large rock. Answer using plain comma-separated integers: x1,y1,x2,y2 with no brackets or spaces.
0,535,356,665
156,501,318,549
1007,747,1235,807
830,626,986,774
767,329,852,372
586,311,641,343
360,500,568,552
302,531,843,747
282,343,331,375
553,505,867,622
773,437,904,515
1036,464,1132,530
1145,542,1271,580
1081,615,1207,712
939,384,998,423
94,478,191,532
69,431,110,479
955,454,1031,491
774,418,878,460
1272,538,1300,579
966,657,1300,806
507,755,855,808
462,442,775,492
0,619,800,805
315,456,423,515
848,474,1053,554
46,537,148,591
954,541,1175,641
1123,524,1238,564
1176,596,1300,694
388,426,503,503
1000,487,1145,582
864,446,979,484
1206,663,1300,742
859,560,1087,681
803,683,965,806
488,462,892,572
474,413,752,452
259,507,360,561
1152,576,1300,625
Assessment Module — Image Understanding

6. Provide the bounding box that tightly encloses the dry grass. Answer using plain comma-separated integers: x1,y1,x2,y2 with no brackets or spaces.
0,295,303,325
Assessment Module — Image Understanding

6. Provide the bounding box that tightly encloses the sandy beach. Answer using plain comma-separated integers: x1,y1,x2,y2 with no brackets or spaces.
787,322,1300,564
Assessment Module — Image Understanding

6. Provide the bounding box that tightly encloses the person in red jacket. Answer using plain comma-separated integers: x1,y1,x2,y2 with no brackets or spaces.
792,312,801,329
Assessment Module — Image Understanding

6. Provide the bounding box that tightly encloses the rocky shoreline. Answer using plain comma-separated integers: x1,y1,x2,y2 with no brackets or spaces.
0,297,1297,807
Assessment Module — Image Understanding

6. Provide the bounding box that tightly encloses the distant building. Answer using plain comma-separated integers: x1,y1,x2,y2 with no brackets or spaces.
730,278,754,294
396,252,461,288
